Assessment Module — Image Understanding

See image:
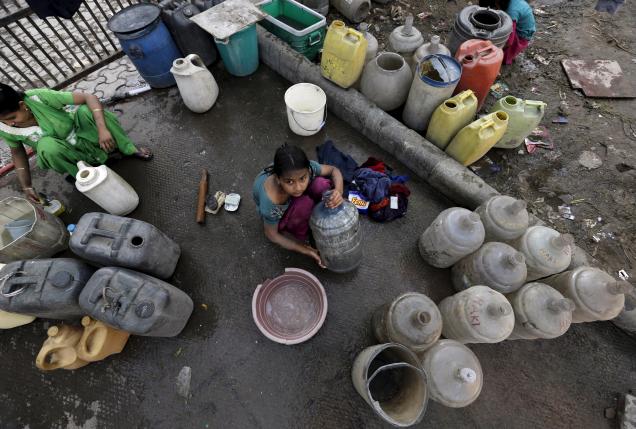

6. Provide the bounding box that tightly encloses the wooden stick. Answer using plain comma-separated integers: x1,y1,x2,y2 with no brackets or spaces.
196,169,208,224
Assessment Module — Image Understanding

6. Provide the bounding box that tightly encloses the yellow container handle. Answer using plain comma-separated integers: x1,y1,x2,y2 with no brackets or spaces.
525,100,546,112
456,90,476,105
345,29,362,43
478,119,496,139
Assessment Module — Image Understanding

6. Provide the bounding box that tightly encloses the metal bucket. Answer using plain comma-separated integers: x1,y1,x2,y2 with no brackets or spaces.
0,197,69,263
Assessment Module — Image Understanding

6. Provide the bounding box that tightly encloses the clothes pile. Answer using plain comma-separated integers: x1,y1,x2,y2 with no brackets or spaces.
316,140,411,222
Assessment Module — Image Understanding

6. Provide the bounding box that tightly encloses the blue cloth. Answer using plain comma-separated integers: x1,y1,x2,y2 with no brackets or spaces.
316,139,358,196
506,0,536,40
252,160,321,225
353,168,391,204
595,0,624,14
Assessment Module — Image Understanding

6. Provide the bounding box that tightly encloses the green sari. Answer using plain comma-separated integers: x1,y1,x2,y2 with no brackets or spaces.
0,89,137,176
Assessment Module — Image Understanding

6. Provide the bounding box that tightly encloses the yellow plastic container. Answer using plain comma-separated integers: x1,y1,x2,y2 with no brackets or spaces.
0,309,35,329
491,96,546,149
425,90,478,150
36,325,89,371
76,316,130,362
320,20,367,88
445,111,509,166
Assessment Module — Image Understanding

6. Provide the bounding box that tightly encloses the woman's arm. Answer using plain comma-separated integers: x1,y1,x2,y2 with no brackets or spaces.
72,92,115,152
10,144,39,203
318,164,344,208
264,223,325,268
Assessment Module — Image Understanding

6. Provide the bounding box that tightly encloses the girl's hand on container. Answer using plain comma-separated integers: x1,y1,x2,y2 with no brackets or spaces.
304,245,326,268
23,187,41,204
325,189,343,208
98,128,115,153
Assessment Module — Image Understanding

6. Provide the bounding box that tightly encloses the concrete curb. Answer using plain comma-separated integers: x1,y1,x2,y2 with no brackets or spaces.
257,27,499,209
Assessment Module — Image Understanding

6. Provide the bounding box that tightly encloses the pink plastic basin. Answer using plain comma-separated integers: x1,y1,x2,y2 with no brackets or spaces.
252,268,328,345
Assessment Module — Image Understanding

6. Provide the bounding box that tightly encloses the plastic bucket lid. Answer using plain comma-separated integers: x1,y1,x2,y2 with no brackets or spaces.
252,268,327,345
108,3,161,35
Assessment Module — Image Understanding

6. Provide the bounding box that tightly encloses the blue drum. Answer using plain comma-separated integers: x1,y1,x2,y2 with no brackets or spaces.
108,4,182,88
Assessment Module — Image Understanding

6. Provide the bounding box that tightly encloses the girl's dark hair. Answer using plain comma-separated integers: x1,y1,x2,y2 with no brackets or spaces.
0,83,24,116
265,144,310,176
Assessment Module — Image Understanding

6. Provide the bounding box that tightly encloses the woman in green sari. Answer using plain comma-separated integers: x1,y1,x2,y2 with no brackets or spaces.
0,83,152,203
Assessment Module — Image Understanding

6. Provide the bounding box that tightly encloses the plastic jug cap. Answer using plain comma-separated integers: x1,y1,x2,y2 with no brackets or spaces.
47,326,60,337
50,271,73,288
551,233,575,249
413,310,432,325
81,316,92,327
506,200,527,215
457,367,477,384
430,35,440,45
460,213,481,231
135,301,155,318
487,302,513,318
359,22,369,32
547,298,575,313
402,15,414,35
503,252,525,267
606,280,632,295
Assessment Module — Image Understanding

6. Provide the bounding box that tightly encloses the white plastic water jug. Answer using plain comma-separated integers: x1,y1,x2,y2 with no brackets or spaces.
543,266,631,323
451,242,527,293
439,285,515,344
510,226,573,281
507,282,574,340
372,292,443,354
418,208,485,268
475,195,529,242
170,54,219,113
75,161,139,216
421,339,483,408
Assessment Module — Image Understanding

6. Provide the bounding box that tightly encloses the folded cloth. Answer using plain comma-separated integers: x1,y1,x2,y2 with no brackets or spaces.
369,184,411,223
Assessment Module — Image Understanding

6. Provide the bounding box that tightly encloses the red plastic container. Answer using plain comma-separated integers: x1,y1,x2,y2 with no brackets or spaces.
453,39,503,110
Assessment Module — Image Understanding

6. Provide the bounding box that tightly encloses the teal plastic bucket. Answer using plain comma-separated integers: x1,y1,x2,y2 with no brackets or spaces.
214,25,259,77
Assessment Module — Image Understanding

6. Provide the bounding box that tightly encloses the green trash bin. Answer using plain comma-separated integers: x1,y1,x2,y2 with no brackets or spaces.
214,24,259,77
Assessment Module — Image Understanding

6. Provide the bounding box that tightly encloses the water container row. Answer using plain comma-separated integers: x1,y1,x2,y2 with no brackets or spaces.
0,260,193,338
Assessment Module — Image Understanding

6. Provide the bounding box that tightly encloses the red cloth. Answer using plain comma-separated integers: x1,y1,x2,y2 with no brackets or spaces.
278,177,332,242
360,157,387,174
503,21,531,65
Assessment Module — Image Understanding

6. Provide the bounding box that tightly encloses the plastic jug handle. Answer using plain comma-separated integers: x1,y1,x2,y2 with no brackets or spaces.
77,161,90,170
186,53,205,69
478,119,496,138
525,100,546,111
477,47,496,58
0,270,32,297
456,90,475,103
345,29,362,43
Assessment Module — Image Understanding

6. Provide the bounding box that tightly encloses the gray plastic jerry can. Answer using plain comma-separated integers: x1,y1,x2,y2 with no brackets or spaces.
70,213,181,279
79,267,193,337
0,258,95,319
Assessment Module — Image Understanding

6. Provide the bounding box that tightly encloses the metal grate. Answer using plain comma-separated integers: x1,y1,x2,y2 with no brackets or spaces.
0,0,158,90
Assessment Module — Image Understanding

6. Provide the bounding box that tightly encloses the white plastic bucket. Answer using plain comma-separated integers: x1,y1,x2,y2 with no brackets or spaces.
284,83,327,136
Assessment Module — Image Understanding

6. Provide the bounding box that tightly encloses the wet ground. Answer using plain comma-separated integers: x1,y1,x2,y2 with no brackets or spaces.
1,63,635,428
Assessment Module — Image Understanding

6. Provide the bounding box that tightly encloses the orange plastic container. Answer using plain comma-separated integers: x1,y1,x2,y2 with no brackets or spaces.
453,40,503,110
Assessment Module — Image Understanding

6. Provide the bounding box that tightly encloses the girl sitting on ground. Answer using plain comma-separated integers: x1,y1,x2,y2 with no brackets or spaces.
253,144,344,267
0,83,152,203
480,0,536,65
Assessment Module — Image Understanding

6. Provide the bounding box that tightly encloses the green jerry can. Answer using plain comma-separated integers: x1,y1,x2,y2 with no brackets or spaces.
445,111,509,166
490,96,546,149
426,90,478,150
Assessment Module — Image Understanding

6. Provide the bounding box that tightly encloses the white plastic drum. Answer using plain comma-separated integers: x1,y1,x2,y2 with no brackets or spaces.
284,83,327,136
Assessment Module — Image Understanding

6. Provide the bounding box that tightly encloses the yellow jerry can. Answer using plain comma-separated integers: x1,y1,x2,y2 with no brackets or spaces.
76,316,131,363
445,111,509,166
321,20,367,88
36,325,89,371
426,90,478,150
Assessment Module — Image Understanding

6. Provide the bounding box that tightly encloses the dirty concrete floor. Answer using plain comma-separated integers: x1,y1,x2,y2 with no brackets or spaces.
0,65,634,429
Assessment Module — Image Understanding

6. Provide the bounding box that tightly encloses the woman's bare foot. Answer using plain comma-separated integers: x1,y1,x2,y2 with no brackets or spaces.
133,147,153,160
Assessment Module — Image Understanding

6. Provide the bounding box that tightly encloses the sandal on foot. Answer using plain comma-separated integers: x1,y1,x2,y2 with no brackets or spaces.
133,147,153,161
205,191,226,215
